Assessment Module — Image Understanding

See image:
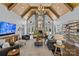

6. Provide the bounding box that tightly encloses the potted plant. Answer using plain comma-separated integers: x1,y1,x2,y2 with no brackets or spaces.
34,31,43,46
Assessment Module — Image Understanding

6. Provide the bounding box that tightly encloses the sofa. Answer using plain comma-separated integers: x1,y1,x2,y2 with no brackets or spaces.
0,44,20,56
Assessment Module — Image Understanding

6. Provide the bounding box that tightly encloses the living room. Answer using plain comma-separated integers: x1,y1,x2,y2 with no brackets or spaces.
0,3,79,56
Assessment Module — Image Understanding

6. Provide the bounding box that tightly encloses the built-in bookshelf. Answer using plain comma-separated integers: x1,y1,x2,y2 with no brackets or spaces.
63,22,79,45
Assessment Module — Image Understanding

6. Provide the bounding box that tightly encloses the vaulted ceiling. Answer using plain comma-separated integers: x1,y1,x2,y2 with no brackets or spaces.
3,3,79,20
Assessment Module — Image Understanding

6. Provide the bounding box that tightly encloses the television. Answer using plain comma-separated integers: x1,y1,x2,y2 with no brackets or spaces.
0,22,16,36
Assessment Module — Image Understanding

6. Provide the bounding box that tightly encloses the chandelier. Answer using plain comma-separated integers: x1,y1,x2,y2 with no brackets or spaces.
36,4,46,15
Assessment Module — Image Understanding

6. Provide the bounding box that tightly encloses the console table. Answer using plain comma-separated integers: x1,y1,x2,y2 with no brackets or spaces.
0,35,19,43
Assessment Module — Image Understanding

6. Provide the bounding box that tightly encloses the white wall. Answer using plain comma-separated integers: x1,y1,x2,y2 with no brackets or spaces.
0,4,25,36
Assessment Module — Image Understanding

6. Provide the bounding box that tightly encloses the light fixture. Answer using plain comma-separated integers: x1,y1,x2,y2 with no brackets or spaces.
36,4,46,15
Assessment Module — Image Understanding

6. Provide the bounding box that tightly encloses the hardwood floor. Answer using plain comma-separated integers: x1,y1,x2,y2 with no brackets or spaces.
20,39,53,56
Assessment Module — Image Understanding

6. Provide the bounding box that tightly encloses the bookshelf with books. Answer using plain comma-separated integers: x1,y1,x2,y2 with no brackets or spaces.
63,22,79,45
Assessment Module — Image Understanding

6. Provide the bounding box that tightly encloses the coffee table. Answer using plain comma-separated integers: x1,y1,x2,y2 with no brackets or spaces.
7,49,20,56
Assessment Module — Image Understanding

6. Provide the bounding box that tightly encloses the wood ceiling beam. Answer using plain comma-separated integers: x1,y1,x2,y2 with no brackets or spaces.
23,8,55,21
27,9,36,20
22,6,58,19
4,3,13,8
23,9,36,20
8,4,15,8
64,3,72,10
46,12,53,21
9,3,17,10
46,9,58,20
21,6,31,17
68,3,79,9
22,7,58,21
27,13,34,20
49,7,59,18
22,6,50,17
